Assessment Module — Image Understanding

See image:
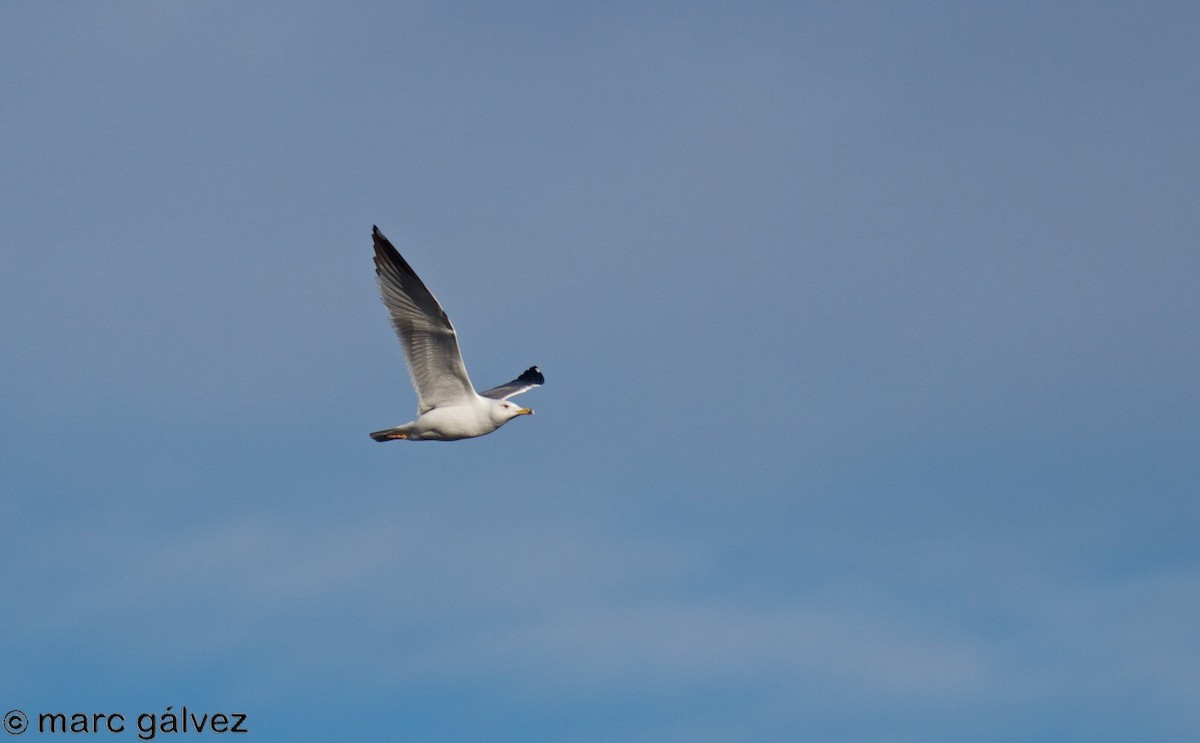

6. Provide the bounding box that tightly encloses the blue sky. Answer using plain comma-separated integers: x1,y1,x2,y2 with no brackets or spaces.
2,2,1198,740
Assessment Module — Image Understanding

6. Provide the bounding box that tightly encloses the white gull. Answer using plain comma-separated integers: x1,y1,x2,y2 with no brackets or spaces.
368,226,544,442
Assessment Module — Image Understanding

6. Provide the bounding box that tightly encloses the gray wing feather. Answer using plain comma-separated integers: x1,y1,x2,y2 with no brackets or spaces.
479,366,545,400
373,226,477,413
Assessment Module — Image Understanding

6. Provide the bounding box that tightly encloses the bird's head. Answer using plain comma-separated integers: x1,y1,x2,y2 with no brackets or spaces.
490,399,534,424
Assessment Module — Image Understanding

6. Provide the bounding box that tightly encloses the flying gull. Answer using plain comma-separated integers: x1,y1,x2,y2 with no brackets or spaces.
368,226,544,441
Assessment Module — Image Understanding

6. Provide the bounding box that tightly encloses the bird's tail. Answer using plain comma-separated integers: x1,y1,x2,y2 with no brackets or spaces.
370,426,412,441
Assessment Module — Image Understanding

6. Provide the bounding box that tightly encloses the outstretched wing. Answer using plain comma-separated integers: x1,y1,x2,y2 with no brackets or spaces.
373,226,477,413
479,366,544,400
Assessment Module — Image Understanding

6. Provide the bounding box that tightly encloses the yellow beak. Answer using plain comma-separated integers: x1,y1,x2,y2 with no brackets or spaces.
517,407,534,415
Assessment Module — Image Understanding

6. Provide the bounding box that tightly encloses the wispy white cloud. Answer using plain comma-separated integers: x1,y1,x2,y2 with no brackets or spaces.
7,487,1198,738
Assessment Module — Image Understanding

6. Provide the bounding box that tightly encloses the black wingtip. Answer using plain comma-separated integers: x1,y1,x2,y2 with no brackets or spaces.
518,366,545,385
371,225,420,278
